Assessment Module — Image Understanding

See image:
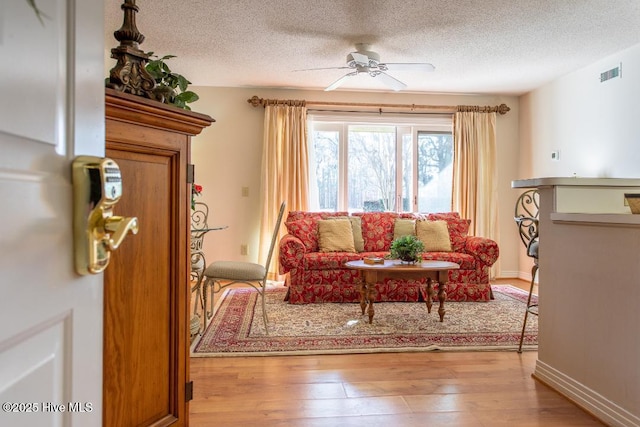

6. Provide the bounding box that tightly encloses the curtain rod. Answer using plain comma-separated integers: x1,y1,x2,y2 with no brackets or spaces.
246,95,510,115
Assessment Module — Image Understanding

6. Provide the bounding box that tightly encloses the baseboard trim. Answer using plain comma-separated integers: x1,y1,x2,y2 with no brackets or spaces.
534,360,640,427
497,270,519,278
518,271,538,284
495,270,539,284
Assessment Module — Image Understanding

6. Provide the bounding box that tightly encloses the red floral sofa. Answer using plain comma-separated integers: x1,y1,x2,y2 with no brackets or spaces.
278,211,499,304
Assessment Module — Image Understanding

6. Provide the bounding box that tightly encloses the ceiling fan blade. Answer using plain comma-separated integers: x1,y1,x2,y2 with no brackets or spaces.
293,66,352,72
376,72,407,91
324,72,357,91
383,62,436,72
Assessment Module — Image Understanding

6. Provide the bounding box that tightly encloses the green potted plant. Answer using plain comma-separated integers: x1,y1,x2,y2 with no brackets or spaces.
145,53,199,110
388,235,424,264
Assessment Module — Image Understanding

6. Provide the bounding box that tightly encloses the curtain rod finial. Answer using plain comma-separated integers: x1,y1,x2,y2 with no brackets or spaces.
248,96,264,107
497,104,510,115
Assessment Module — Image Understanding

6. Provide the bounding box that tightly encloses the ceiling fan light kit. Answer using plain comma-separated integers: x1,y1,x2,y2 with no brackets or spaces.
298,43,435,92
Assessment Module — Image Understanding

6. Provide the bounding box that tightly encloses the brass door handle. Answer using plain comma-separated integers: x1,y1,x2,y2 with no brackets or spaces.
105,216,139,251
72,156,139,275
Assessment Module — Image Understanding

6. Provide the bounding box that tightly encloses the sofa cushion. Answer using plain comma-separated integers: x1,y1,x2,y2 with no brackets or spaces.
440,217,471,252
393,218,416,239
416,220,452,252
332,216,365,252
304,251,364,270
286,219,320,252
286,211,349,222
427,212,460,220
285,211,348,252
448,218,471,252
353,212,398,251
426,213,470,252
421,251,475,269
318,219,356,252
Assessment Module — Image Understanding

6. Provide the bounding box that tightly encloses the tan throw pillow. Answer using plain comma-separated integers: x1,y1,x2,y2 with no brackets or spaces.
416,220,452,252
317,219,356,252
332,216,364,252
393,218,416,240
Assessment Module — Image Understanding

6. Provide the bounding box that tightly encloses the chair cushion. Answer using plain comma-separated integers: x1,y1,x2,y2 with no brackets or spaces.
205,261,266,281
191,256,205,272
528,238,539,258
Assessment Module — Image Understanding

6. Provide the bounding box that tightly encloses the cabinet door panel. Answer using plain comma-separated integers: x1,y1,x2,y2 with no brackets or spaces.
104,148,175,426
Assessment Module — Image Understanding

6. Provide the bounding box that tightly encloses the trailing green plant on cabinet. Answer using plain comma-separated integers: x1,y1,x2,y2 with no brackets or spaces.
145,53,200,110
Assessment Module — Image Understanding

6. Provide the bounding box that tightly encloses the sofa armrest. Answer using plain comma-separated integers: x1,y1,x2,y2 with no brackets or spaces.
279,233,306,273
464,236,499,267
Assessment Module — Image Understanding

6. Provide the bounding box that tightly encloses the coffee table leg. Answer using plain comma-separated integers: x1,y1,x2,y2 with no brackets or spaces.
425,278,434,314
358,275,367,315
437,282,446,322
358,272,376,324
365,279,375,324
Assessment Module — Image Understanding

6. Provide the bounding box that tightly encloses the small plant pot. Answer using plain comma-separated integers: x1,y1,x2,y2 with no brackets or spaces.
389,235,424,264
398,253,419,264
153,86,176,104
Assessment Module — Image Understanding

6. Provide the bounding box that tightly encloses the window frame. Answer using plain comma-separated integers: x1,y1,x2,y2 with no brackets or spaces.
309,113,452,213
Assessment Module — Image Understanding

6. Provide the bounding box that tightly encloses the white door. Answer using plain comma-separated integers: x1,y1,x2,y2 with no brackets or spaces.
0,1,104,426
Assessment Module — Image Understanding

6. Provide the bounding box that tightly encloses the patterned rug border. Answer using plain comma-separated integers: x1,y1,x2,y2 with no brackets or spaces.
192,284,538,357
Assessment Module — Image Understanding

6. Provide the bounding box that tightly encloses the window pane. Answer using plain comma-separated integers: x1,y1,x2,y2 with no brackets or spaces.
347,125,396,212
417,132,453,212
312,130,339,211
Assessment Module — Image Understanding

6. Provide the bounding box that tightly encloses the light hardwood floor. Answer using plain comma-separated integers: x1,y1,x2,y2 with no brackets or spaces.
189,279,603,426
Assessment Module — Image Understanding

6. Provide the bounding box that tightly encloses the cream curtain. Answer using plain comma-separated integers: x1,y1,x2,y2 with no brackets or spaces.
452,110,499,276
258,103,309,278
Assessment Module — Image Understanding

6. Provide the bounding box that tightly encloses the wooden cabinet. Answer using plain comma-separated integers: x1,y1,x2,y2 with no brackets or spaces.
104,88,213,426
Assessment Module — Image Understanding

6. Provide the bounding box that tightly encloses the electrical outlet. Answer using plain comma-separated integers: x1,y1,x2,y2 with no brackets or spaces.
551,150,560,161
240,244,248,255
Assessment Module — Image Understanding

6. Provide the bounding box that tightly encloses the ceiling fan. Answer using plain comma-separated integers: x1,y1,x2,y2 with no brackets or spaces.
295,43,435,91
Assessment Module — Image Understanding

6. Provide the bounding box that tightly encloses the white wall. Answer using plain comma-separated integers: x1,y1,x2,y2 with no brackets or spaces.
517,43,640,281
519,43,640,426
520,44,640,179
188,87,520,277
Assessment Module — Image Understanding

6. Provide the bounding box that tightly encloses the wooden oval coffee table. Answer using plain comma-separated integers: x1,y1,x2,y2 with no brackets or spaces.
345,259,460,324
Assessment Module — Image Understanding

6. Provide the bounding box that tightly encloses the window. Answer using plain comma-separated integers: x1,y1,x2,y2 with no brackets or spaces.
309,114,453,213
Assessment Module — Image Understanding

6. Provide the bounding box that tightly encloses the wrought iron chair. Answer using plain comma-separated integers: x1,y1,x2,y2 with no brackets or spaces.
190,202,209,336
514,189,539,353
201,201,286,335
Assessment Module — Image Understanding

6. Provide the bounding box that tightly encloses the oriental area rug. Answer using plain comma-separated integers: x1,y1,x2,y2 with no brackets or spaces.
192,284,537,357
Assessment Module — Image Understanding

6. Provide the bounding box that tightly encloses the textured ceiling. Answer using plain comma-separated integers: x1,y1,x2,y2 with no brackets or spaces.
104,0,640,95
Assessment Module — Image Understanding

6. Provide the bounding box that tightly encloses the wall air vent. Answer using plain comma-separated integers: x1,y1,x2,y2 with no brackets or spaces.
600,64,621,82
